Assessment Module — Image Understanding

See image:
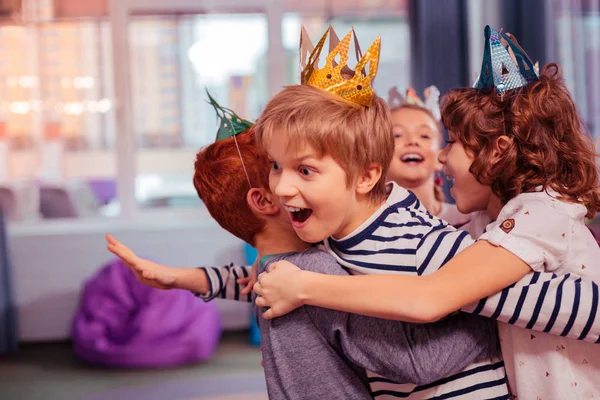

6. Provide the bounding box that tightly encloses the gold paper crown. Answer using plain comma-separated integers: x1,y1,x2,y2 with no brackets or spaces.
300,26,381,107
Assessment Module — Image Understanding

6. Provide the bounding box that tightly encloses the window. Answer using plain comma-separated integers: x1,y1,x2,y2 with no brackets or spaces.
0,21,117,221
129,13,269,210
0,0,413,223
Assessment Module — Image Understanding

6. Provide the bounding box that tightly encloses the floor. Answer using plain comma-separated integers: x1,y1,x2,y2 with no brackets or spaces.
0,331,265,400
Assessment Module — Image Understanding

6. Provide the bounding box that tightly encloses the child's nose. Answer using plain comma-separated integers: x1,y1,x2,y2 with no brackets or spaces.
273,171,298,198
438,147,448,164
405,135,420,147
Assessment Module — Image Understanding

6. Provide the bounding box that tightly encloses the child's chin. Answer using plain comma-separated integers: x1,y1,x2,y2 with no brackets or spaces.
295,228,327,245
454,200,472,214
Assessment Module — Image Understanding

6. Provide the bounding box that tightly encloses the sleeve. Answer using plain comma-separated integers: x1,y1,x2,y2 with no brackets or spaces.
463,270,600,343
479,196,571,272
415,225,475,275
294,250,501,385
305,306,501,385
194,264,253,303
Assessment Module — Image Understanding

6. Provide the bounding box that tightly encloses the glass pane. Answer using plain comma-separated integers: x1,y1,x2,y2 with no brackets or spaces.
0,21,117,221
282,7,411,95
0,27,36,151
129,14,269,209
39,22,115,151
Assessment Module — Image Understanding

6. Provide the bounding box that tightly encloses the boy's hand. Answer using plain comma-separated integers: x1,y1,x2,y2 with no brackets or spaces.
238,257,259,295
253,260,304,319
105,234,177,290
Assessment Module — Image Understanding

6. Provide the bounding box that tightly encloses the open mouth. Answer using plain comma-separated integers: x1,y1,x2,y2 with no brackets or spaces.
284,205,313,226
401,153,424,165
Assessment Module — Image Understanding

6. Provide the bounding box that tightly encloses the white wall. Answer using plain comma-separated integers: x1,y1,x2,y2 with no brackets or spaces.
8,213,252,342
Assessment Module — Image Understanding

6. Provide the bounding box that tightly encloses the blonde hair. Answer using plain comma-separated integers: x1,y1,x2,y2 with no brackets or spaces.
390,104,445,203
255,85,394,203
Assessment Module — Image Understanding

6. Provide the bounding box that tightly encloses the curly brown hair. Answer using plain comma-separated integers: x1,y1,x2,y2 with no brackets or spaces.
441,63,600,218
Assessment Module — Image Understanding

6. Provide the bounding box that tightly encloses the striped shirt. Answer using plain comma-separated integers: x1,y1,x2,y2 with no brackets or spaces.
322,183,508,399
196,263,253,303
323,182,600,399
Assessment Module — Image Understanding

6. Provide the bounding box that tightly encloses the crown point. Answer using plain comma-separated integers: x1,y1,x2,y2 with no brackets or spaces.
300,26,381,107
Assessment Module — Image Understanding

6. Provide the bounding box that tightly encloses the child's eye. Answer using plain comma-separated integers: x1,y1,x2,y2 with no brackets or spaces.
421,134,431,140
270,161,281,171
299,167,313,176
394,134,402,139
445,140,455,145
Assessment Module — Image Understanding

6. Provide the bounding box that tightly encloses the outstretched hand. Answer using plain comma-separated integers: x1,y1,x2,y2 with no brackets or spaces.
106,234,177,290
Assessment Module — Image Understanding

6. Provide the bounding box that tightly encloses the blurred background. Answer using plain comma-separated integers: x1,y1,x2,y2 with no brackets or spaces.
0,0,598,399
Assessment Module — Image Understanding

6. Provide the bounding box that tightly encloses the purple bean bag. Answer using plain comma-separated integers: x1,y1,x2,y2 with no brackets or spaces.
71,259,222,368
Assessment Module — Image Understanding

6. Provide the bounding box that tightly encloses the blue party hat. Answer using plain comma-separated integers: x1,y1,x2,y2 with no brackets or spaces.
473,26,539,93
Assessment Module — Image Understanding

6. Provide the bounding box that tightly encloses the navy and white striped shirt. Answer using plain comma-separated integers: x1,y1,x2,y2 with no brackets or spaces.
323,182,600,399
197,262,253,303
322,183,508,399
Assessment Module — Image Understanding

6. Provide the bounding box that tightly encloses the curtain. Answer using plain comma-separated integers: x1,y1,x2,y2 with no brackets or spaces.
551,0,600,141
0,209,18,354
408,0,470,95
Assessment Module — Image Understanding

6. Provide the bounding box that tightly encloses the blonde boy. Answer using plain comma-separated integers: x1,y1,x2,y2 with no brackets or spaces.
253,82,510,399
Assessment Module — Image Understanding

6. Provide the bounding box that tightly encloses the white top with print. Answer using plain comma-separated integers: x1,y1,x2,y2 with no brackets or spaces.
479,190,600,399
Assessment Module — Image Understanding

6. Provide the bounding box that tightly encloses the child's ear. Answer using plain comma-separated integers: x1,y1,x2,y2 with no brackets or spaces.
493,135,513,160
247,188,280,217
356,163,383,196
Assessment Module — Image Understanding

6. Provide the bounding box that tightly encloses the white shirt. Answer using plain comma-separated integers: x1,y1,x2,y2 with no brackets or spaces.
479,190,600,399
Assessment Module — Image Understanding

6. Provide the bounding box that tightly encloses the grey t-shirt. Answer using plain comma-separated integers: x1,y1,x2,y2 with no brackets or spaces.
254,248,499,399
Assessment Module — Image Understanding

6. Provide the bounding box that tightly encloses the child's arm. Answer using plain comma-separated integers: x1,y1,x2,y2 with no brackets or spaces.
261,249,503,387
255,239,528,322
198,262,255,302
255,216,600,342
304,297,504,387
106,234,254,302
463,270,599,342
